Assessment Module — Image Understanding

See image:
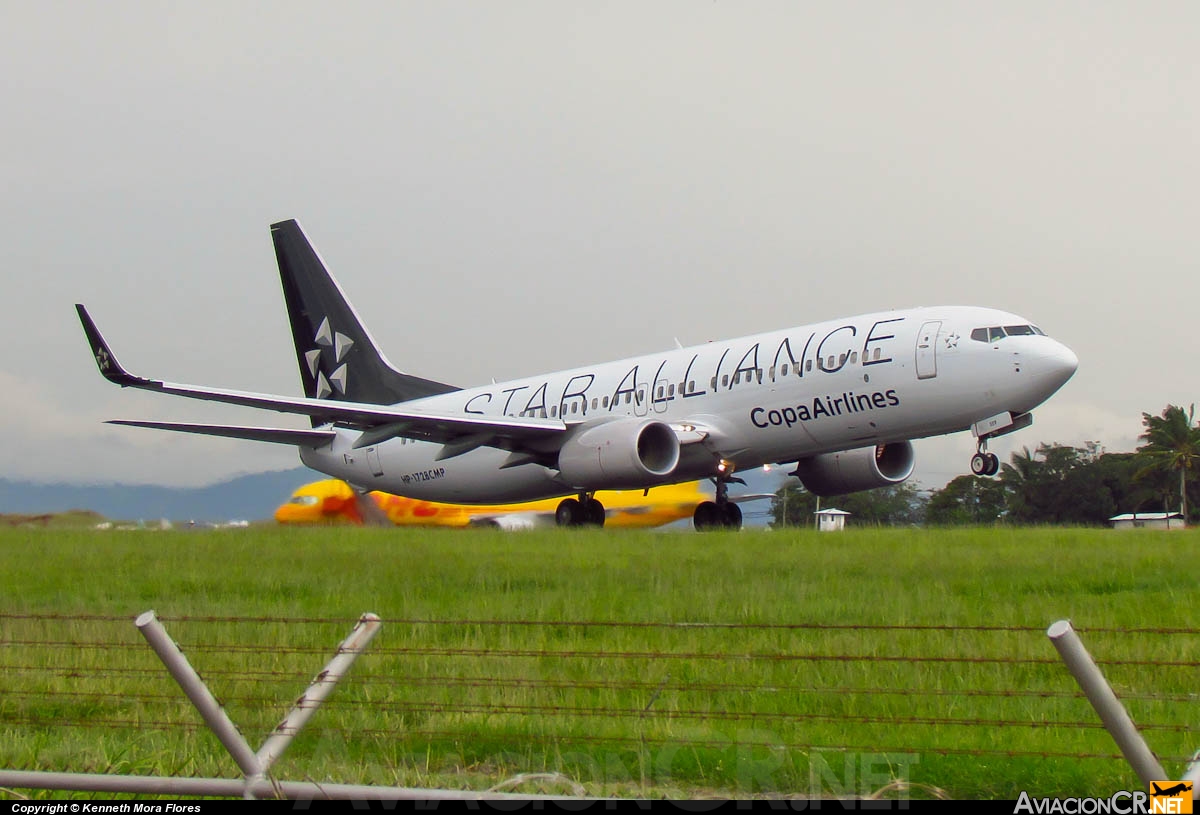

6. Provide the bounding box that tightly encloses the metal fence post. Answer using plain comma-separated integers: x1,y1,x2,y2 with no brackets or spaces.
254,613,382,773
1047,619,1167,790
136,610,264,779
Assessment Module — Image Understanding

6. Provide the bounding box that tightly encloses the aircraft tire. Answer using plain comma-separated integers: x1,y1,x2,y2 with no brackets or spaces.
693,500,721,531
723,502,743,530
970,453,988,476
985,453,1001,476
585,498,605,527
556,498,582,527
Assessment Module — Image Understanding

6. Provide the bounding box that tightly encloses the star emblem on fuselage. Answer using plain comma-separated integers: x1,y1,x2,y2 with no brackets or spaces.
944,332,960,349
307,317,354,399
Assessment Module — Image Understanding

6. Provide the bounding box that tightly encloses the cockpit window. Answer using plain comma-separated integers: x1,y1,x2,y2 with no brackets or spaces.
291,495,320,506
971,324,1046,342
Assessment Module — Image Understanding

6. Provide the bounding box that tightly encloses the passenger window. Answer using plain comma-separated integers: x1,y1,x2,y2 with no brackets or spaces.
551,406,558,417
668,384,675,397
711,377,718,390
603,396,609,408
688,380,696,392
794,362,801,374
779,365,786,377
839,353,847,366
591,398,598,409
722,375,729,387
806,359,813,372
656,386,664,398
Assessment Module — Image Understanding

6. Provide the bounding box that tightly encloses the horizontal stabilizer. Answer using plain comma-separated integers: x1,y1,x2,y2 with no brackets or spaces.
107,420,337,448
730,493,775,504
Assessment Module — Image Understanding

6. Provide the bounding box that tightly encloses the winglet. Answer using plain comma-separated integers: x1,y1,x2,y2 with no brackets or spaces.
75,304,140,387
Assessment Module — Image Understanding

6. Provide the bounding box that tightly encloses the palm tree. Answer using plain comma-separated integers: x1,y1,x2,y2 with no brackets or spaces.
1136,404,1200,520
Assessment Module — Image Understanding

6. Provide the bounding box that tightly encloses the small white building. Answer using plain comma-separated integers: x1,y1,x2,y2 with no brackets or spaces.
1108,512,1187,530
815,508,851,532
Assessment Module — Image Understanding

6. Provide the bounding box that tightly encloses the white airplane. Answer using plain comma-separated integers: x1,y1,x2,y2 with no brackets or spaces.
77,220,1077,530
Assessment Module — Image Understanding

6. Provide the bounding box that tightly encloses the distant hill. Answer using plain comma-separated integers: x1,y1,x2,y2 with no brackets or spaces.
0,468,324,523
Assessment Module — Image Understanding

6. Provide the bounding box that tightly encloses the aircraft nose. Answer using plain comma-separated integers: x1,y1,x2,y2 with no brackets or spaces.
1039,340,1078,390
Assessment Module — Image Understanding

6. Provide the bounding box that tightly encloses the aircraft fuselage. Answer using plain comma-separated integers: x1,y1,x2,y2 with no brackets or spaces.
301,305,1076,502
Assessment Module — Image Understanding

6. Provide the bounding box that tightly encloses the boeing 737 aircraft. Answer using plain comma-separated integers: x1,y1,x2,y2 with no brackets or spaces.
77,220,1077,530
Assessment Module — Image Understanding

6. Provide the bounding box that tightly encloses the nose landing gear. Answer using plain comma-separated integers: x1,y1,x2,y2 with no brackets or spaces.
970,443,1001,477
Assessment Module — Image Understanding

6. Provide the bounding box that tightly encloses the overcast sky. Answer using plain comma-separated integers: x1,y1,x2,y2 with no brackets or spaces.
3,3,1196,490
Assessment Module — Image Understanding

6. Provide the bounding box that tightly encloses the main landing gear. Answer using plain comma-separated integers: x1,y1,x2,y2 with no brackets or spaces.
555,493,606,527
970,441,1001,477
693,472,744,531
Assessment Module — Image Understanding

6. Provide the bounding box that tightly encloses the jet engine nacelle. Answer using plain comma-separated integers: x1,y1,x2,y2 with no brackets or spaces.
557,418,681,490
791,442,916,497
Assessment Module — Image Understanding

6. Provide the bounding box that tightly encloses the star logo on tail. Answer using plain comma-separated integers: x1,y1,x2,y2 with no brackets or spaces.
307,317,354,399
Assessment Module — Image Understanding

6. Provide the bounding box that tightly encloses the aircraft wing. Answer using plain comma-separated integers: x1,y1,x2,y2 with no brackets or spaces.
107,420,337,447
78,304,567,448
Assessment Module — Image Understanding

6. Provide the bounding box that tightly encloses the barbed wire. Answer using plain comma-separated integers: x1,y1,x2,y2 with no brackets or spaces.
11,717,1195,765
4,663,1194,704
6,639,1196,669
3,611,1198,635
4,612,1194,781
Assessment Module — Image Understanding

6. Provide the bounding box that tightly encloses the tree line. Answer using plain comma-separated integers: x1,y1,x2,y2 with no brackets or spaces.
770,404,1200,527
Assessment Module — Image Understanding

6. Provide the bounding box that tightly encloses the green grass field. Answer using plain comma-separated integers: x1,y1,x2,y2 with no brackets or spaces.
1,525,1196,800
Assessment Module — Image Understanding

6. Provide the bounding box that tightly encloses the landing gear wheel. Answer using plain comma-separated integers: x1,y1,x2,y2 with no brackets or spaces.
985,452,1000,477
584,498,606,527
696,465,748,531
694,501,721,531
722,502,743,530
555,498,581,527
970,453,988,476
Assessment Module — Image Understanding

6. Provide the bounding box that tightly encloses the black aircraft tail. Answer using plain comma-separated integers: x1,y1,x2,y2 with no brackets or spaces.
270,220,459,419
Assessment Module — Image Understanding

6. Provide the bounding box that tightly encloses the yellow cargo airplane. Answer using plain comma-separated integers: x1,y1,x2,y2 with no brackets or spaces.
276,479,735,529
